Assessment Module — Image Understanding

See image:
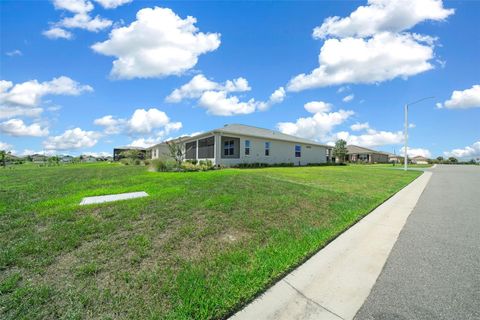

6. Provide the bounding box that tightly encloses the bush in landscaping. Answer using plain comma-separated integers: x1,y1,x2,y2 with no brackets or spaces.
199,160,214,171
120,158,133,165
180,162,200,172
150,159,215,172
150,159,179,172
235,163,274,168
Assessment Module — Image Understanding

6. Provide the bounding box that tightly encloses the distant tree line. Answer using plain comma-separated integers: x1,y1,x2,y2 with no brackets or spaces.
430,156,478,165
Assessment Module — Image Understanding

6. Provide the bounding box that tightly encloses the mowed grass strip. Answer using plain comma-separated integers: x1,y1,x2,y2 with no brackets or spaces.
0,163,421,319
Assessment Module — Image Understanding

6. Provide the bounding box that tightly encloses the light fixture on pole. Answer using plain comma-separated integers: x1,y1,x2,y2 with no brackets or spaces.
404,96,434,171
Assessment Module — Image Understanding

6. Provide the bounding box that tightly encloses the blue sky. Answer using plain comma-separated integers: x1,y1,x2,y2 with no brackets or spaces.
1,0,479,159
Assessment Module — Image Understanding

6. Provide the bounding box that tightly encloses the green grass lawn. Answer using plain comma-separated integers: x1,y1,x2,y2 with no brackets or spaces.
0,163,421,319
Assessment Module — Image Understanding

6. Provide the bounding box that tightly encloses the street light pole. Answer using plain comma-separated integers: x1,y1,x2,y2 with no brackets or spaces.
403,96,434,171
404,104,408,171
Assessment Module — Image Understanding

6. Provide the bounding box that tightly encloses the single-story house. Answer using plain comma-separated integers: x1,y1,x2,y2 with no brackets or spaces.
31,154,48,164
81,155,97,163
148,124,329,167
60,155,74,163
347,145,389,163
411,155,429,164
97,156,113,162
113,146,147,161
388,154,403,163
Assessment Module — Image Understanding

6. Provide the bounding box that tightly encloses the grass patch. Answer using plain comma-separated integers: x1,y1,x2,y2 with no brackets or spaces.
0,163,420,319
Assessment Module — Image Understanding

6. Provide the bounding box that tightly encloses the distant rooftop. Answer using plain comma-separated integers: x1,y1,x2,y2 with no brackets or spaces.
347,145,390,155
114,146,147,150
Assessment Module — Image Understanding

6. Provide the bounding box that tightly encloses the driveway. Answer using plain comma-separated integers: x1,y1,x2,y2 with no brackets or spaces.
356,165,480,320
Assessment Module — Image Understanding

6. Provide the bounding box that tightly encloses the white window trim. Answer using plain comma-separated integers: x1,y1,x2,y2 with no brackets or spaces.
265,141,270,156
245,140,251,156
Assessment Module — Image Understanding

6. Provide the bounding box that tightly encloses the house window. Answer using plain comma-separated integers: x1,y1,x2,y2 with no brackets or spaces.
295,145,301,157
265,142,270,156
245,140,251,155
224,140,235,156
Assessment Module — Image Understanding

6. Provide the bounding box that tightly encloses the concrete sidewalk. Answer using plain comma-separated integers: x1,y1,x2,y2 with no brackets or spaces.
230,171,432,320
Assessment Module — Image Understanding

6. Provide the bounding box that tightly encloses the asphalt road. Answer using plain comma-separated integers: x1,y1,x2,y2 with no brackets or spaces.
356,165,480,320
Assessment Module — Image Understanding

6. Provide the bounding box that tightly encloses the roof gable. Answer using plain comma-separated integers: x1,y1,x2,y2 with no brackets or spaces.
347,145,389,155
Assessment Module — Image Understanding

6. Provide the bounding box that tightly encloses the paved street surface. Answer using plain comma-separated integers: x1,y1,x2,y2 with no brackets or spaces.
356,165,480,320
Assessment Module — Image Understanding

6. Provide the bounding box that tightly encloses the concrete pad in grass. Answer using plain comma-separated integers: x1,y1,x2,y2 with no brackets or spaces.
80,191,148,205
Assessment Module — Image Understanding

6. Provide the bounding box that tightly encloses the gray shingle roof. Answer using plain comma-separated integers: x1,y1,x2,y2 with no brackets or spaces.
114,146,147,150
347,145,389,155
212,124,329,147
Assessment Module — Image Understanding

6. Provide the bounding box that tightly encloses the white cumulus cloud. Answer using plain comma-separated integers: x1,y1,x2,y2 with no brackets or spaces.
43,128,100,150
0,76,92,119
335,128,403,148
93,115,124,134
287,0,453,92
304,101,332,113
437,84,480,109
313,0,454,39
83,151,111,157
5,49,23,57
267,87,286,105
94,0,132,9
350,122,370,131
91,7,221,79
128,108,175,134
400,147,432,158
166,74,284,116
94,108,182,137
53,0,94,13
0,141,13,150
44,0,112,39
58,13,112,32
165,74,250,103
444,141,480,159
42,27,74,40
198,91,258,116
287,32,434,91
277,101,354,142
343,94,354,102
0,119,49,137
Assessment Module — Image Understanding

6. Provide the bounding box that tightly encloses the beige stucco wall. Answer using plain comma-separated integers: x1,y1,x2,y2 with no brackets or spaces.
213,133,327,166
370,153,389,163
149,144,172,160
148,133,327,166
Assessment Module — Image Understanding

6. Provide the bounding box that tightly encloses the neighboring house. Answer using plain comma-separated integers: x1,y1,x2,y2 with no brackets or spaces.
411,155,429,164
60,155,74,163
148,124,329,166
388,154,403,164
347,145,389,163
5,153,21,165
98,156,113,162
81,155,97,163
31,154,48,164
113,146,147,161
149,142,173,161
